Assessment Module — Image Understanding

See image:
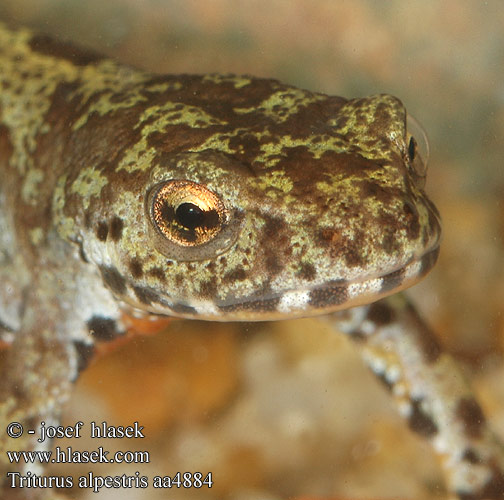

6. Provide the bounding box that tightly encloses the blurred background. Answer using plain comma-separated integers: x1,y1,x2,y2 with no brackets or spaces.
1,1,503,499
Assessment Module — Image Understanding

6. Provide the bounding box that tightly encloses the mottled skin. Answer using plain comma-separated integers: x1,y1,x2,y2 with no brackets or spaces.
0,23,502,500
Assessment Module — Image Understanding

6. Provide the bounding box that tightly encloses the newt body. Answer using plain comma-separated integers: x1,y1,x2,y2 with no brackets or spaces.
0,23,502,499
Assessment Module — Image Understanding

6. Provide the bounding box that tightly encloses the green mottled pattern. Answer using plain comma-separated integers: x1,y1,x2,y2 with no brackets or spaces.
0,23,440,324
0,23,441,488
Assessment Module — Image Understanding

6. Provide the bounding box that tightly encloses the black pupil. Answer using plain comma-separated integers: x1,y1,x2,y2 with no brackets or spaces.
408,137,417,161
175,203,205,230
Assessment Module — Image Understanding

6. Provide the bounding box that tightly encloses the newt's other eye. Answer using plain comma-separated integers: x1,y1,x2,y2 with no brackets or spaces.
406,114,429,187
408,136,417,161
146,180,242,261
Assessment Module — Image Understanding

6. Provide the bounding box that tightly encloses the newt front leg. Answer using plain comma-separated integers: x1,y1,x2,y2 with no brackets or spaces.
329,294,504,499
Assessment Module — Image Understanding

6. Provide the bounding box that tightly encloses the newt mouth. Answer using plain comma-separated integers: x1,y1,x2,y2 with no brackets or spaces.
126,246,439,322
209,246,440,321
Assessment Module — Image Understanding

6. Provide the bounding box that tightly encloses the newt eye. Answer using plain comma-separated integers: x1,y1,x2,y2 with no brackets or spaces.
146,180,241,261
149,180,226,245
175,203,207,230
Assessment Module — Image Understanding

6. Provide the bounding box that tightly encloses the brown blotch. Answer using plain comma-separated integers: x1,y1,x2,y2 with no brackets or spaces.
125,259,142,280
99,265,127,296
262,214,287,238
296,262,316,281
96,221,108,242
402,201,420,240
408,399,438,437
378,211,401,255
205,261,216,273
73,341,95,374
148,267,166,282
29,33,104,66
308,280,348,308
456,398,486,439
406,302,442,363
170,302,198,315
318,227,341,245
87,316,121,342
0,124,14,161
109,216,124,241
380,268,405,293
199,279,218,299
228,132,261,159
265,254,283,276
146,124,214,155
462,449,481,464
318,228,367,268
357,179,395,205
381,231,399,256
218,297,281,313
133,286,161,305
223,268,247,283
367,301,396,326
